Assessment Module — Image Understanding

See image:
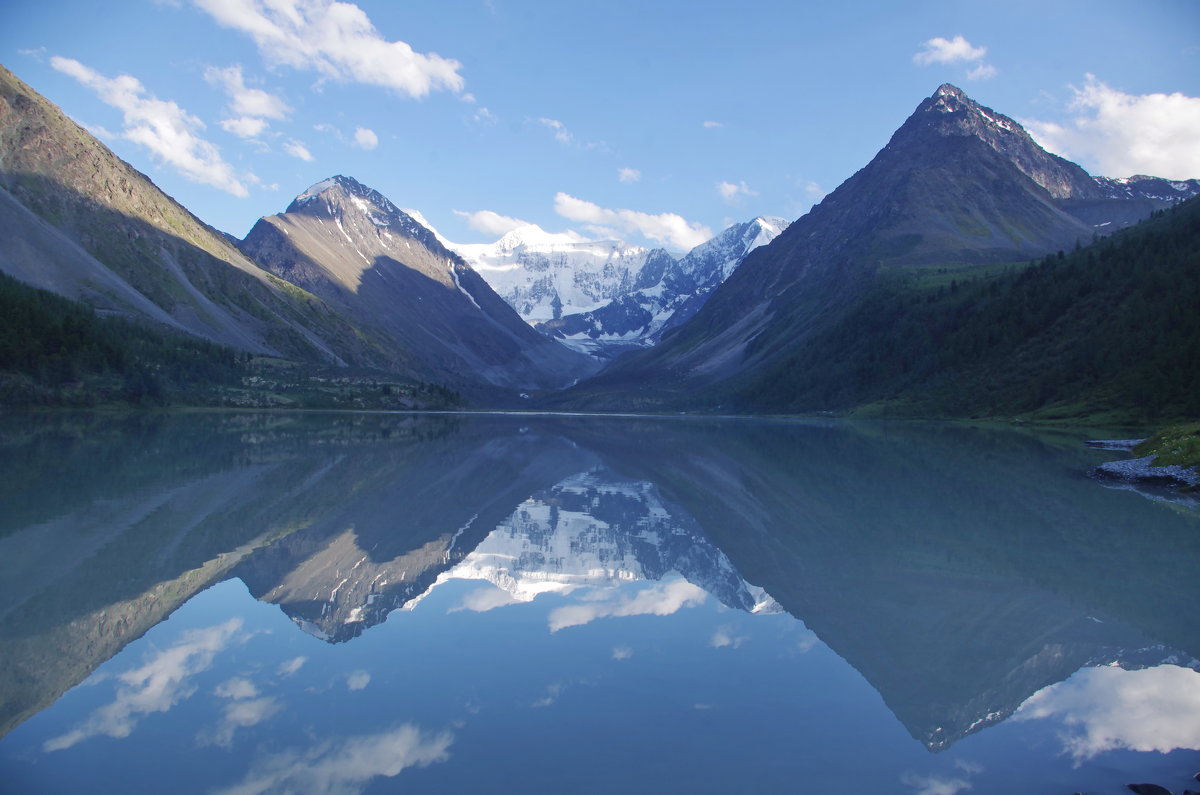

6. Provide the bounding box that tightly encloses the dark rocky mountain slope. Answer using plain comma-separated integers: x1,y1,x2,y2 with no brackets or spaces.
558,84,1198,414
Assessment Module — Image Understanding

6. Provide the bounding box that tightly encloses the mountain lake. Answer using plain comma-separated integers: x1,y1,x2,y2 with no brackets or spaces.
0,410,1197,794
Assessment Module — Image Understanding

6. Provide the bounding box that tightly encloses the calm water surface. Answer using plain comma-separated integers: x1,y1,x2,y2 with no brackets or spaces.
0,412,1197,794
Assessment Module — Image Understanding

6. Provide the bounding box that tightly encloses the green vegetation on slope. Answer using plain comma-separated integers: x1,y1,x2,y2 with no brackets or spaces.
739,197,1200,423
1134,423,1200,471
0,271,461,409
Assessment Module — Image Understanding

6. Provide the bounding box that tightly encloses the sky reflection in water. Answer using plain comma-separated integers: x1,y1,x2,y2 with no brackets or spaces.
0,412,1197,794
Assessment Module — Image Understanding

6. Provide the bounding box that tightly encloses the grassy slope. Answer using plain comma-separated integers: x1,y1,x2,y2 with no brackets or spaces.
1133,423,1200,470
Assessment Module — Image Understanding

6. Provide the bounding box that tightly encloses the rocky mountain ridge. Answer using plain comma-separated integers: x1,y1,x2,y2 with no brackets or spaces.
239,175,598,392
558,83,1200,409
535,216,789,359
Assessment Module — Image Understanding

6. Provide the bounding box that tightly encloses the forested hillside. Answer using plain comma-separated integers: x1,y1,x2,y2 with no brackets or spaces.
739,197,1200,423
0,272,460,409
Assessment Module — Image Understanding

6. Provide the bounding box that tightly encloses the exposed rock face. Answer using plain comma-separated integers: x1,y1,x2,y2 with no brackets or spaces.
890,84,1105,200
240,177,598,391
0,65,381,366
564,84,1198,406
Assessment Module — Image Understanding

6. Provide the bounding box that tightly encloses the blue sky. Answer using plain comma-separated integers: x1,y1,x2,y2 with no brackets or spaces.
3,0,1199,248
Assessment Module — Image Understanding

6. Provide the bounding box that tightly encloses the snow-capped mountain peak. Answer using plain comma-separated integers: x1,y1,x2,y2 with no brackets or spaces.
492,224,589,253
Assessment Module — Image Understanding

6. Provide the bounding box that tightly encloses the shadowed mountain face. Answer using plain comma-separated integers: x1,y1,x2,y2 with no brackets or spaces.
0,66,396,368
240,176,598,392
2,413,1197,752
565,85,1199,409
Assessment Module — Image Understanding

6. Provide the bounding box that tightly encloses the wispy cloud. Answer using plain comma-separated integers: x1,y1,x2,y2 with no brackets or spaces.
213,724,454,795
205,64,290,121
967,63,998,81
717,180,757,205
710,625,746,649
547,579,708,632
702,120,724,129
277,656,307,676
201,679,282,748
913,35,996,80
1023,75,1200,180
50,56,249,196
192,0,464,98
537,117,574,145
554,193,712,250
453,209,530,238
283,139,314,161
352,126,378,150
220,116,269,138
618,167,641,184
45,619,245,751
913,35,986,65
346,670,371,691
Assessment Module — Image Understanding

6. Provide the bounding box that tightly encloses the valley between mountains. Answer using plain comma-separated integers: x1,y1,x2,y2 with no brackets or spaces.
1,64,1197,424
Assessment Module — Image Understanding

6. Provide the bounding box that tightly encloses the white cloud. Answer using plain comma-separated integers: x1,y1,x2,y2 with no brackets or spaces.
283,139,314,161
547,580,708,632
221,116,269,138
45,619,245,752
967,63,998,81
1014,664,1200,761
449,584,522,613
901,772,973,795
205,64,291,120
277,656,307,676
346,670,371,691
717,180,757,205
202,695,283,748
214,724,454,795
612,646,633,660
913,35,987,66
453,209,530,238
710,625,746,649
553,193,712,250
537,117,573,145
531,682,564,708
618,167,641,184
1022,75,1200,179
473,106,496,124
192,0,464,98
582,224,621,240
702,120,724,129
50,56,249,196
352,126,378,150
215,677,259,700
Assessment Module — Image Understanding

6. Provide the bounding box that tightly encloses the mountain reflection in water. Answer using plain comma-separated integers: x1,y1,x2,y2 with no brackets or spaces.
0,411,1197,794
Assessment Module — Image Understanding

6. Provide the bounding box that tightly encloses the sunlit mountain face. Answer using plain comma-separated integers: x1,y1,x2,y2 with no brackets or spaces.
1,412,1197,794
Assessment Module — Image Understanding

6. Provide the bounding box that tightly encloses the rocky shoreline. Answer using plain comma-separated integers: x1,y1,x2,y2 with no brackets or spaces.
1088,439,1200,492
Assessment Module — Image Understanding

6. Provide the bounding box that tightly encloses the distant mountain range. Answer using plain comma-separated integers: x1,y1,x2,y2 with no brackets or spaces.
451,217,787,359
2,63,1197,418
555,84,1200,418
